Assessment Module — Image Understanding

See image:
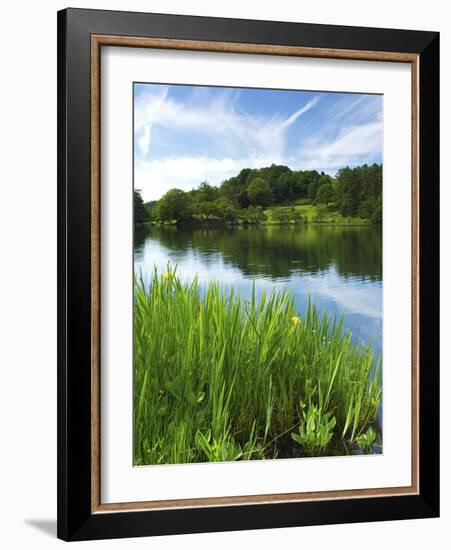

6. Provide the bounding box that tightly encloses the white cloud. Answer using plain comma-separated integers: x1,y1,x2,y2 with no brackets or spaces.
279,96,320,130
315,122,382,158
323,95,375,123
134,86,320,160
134,86,169,156
137,124,151,155
299,121,383,171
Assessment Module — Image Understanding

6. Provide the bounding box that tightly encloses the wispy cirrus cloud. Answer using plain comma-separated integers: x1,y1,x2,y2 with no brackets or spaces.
135,86,319,159
299,121,383,171
297,95,383,173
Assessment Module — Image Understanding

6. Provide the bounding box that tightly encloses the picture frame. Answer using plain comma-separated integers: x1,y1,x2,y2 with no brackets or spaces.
57,7,439,541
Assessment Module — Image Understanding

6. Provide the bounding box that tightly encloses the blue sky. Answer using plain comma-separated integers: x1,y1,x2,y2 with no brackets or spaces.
134,83,382,201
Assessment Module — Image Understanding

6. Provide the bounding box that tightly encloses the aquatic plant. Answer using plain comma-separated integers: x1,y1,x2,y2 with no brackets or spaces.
291,403,336,455
356,426,377,452
134,267,381,465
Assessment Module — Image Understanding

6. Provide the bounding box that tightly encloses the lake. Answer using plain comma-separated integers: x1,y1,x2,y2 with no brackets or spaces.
134,224,382,359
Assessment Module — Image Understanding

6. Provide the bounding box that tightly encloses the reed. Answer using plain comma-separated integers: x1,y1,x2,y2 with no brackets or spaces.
134,267,381,465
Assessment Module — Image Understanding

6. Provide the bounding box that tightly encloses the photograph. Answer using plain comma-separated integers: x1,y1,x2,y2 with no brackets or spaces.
53,5,440,543
133,83,383,466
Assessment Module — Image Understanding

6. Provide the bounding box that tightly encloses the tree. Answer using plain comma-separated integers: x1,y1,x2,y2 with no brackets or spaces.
314,183,335,206
156,189,192,222
290,207,303,224
318,174,331,187
196,181,219,202
272,208,291,224
241,206,267,224
247,177,273,206
273,172,295,203
358,197,374,219
236,190,250,209
213,197,238,222
314,206,329,223
336,168,361,216
371,195,383,224
308,177,320,201
220,168,255,200
294,170,319,198
134,189,149,224
335,164,382,220
259,164,291,198
193,200,214,219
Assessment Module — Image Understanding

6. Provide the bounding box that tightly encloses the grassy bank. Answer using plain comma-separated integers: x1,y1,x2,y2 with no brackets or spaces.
142,202,371,228
134,269,381,465
264,203,369,225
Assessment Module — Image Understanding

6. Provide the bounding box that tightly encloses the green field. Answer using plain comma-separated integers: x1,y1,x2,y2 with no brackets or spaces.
264,203,370,225
134,268,381,465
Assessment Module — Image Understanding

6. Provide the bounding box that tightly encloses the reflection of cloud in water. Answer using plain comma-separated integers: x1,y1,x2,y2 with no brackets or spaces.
297,270,382,320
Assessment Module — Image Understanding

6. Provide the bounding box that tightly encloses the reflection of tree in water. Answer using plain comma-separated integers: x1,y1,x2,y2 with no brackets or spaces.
134,225,382,282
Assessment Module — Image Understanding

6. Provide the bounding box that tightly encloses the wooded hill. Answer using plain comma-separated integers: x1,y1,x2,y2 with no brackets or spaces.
134,163,382,225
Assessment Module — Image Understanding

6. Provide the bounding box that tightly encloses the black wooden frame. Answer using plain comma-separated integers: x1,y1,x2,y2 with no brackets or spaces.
57,7,439,541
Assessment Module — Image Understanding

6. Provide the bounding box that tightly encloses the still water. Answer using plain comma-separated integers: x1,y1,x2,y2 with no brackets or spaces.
134,224,382,358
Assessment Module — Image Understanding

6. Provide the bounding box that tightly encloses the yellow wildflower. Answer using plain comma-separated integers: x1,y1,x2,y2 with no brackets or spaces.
291,315,301,326
163,271,172,280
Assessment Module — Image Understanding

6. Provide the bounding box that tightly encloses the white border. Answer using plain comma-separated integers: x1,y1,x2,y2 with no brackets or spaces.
101,46,412,504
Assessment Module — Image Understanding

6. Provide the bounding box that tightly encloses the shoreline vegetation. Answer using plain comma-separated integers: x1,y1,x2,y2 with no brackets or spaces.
134,268,382,465
134,163,383,228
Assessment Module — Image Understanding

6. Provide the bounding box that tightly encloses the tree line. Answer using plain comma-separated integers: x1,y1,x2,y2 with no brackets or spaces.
134,163,382,225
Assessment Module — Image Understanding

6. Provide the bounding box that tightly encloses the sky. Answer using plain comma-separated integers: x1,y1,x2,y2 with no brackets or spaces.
134,83,383,201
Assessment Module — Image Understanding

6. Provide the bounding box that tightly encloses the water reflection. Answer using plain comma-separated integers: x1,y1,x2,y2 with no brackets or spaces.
134,224,382,357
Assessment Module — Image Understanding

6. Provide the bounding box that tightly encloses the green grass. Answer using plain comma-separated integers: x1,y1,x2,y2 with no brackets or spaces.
134,267,382,465
265,203,369,225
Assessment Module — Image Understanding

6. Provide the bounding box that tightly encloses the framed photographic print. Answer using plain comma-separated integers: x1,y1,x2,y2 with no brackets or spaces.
57,8,439,541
